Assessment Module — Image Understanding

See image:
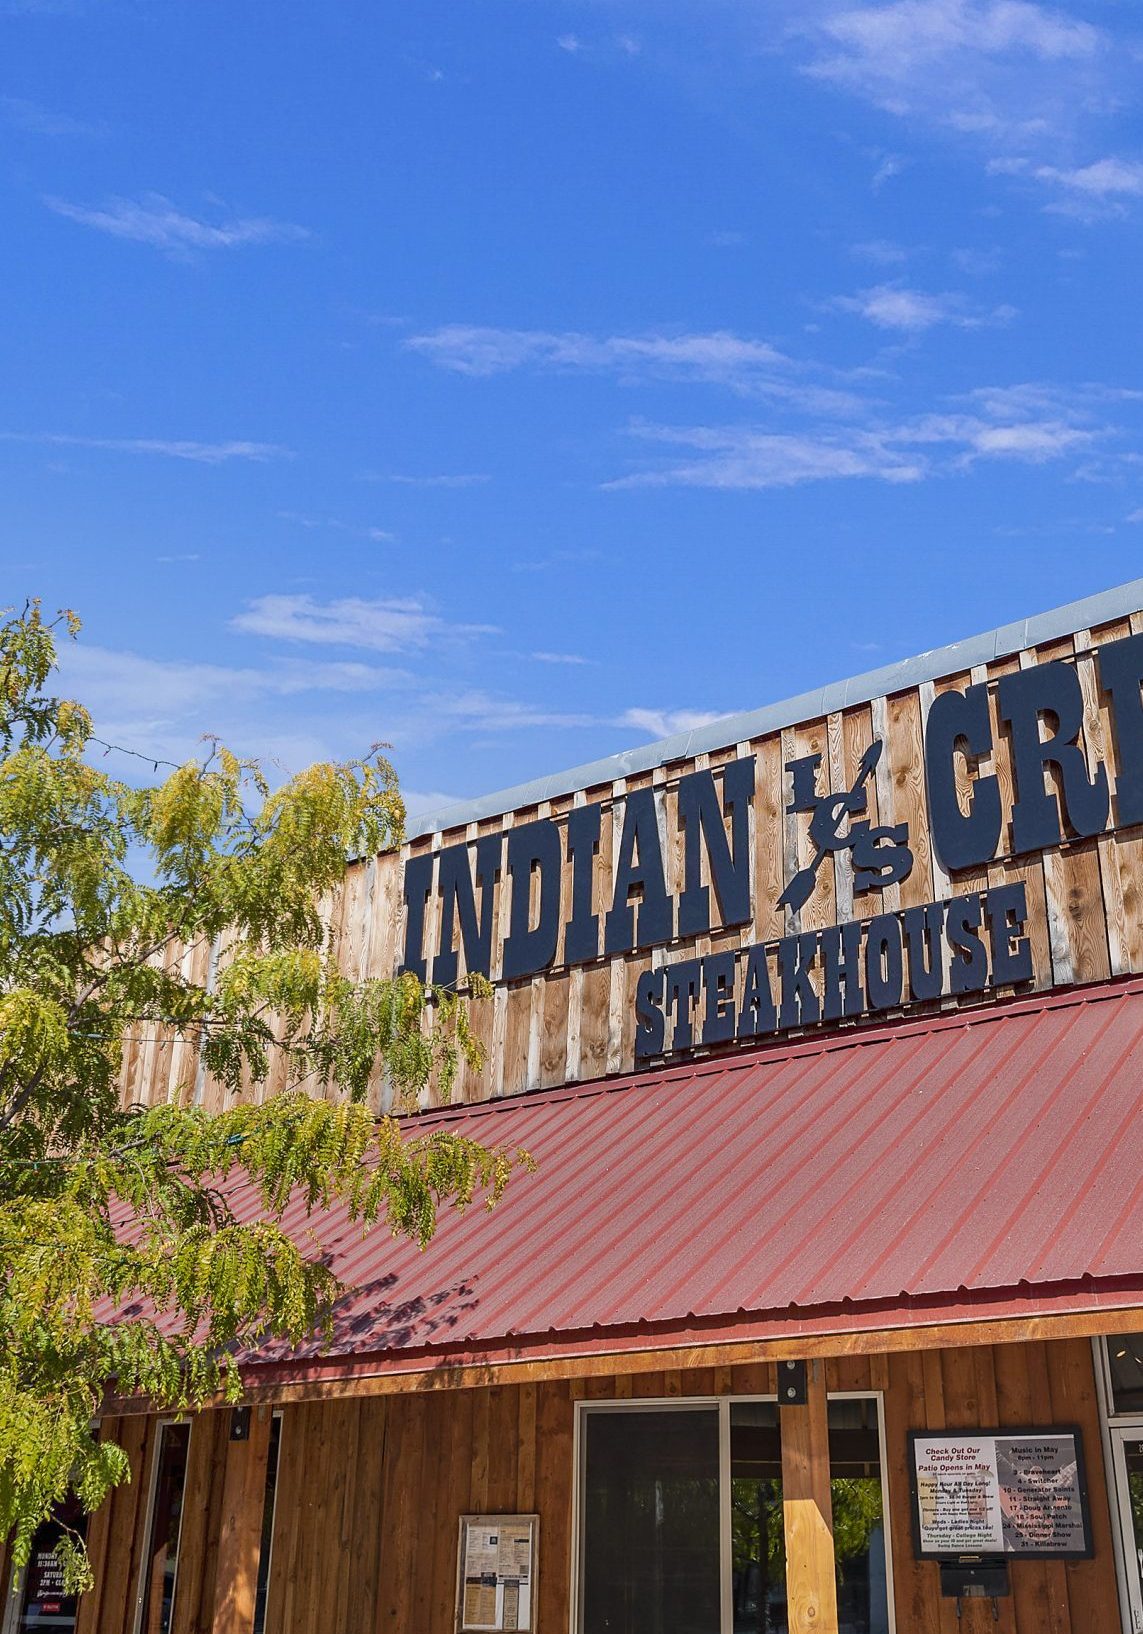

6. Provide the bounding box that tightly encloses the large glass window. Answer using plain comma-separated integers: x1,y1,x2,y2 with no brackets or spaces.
1109,1334,1143,1414
135,1420,191,1634
1,1495,88,1634
579,1397,892,1634
581,1407,721,1634
730,1402,784,1633
827,1399,889,1634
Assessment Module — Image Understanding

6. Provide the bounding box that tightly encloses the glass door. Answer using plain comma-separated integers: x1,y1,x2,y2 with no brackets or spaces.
1109,1428,1143,1634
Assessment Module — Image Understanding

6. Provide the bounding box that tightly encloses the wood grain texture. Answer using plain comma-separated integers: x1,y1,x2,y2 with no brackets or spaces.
782,1363,840,1634
108,621,1143,1113
210,1408,272,1634
83,1340,1127,1634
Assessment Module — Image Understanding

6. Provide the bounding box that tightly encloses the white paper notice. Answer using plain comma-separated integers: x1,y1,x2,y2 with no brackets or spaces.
459,1518,535,1631
914,1437,1005,1552
913,1433,1087,1557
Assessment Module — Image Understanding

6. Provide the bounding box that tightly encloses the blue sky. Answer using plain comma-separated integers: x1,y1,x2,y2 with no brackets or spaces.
5,0,1143,812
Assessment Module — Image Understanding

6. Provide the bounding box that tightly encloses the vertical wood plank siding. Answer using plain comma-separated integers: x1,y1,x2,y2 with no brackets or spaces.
74,1339,1123,1634
112,616,1143,1113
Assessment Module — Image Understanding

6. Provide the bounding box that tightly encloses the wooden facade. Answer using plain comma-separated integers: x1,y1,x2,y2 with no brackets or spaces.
113,607,1143,1117
9,584,1143,1634
67,1340,1121,1634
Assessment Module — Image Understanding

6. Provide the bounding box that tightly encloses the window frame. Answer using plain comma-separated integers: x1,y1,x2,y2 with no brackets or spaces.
1094,1336,1143,1634
132,1416,193,1634
569,1390,895,1634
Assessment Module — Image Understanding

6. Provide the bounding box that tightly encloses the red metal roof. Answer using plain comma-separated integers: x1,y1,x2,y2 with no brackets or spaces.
242,977,1143,1384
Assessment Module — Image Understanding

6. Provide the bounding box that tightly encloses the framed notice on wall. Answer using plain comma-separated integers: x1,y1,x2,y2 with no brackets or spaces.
908,1428,1092,1559
455,1514,539,1633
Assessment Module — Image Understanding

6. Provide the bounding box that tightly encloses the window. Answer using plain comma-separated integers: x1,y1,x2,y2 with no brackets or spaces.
730,1402,783,1633
135,1421,191,1634
1108,1334,1143,1415
577,1397,892,1634
827,1399,889,1634
1,1495,88,1634
581,1407,721,1634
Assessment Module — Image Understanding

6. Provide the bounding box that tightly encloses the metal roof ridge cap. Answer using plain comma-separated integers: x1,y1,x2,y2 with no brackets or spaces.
405,576,1143,839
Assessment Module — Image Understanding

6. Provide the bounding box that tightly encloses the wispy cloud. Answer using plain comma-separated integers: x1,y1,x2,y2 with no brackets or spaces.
850,239,911,265
407,323,791,386
61,643,408,716
511,548,604,573
609,423,925,490
531,650,592,665
833,282,1016,331
606,381,1119,490
276,510,395,542
370,471,491,488
801,0,1108,158
557,33,581,52
0,433,290,463
990,154,1143,216
229,594,498,653
1,95,101,137
616,707,726,740
44,192,308,253
405,322,867,412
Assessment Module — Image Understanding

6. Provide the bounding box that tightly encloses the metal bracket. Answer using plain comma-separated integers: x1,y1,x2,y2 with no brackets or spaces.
778,1359,807,1406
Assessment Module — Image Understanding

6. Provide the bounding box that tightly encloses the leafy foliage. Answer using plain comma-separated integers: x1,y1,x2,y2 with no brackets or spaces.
0,602,521,1589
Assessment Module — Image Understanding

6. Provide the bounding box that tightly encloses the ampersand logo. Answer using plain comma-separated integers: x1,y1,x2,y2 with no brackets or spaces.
778,739,913,914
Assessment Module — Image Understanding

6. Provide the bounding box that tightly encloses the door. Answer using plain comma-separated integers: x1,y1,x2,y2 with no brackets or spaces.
1110,1428,1143,1634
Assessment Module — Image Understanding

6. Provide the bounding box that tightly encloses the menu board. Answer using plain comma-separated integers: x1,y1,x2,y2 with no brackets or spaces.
455,1515,538,1632
909,1430,1091,1559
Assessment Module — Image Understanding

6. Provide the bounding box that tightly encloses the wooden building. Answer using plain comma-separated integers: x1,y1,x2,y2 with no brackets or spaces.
9,577,1143,1634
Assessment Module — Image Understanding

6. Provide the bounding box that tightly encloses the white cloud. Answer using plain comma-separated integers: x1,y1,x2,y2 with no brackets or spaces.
617,707,727,740
531,650,591,665
1043,158,1143,198
850,239,911,264
557,33,582,52
606,381,1118,489
871,153,905,190
406,324,791,387
1127,508,1143,524
1,96,101,137
992,154,1143,215
57,643,409,728
803,0,1105,151
276,510,395,542
608,423,925,490
373,471,491,488
44,192,307,252
229,594,498,653
0,433,290,463
404,322,871,414
834,282,1016,331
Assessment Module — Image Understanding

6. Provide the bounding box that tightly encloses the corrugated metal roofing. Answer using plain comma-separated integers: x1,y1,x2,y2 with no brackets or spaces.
243,977,1143,1381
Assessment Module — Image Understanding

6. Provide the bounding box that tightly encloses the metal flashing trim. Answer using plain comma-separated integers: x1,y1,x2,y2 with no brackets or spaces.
406,575,1143,840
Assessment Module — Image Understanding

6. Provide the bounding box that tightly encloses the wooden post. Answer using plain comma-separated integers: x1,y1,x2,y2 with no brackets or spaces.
211,1406,273,1634
782,1362,839,1634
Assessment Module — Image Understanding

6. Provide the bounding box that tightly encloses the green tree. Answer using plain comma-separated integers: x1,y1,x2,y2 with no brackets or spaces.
0,602,523,1589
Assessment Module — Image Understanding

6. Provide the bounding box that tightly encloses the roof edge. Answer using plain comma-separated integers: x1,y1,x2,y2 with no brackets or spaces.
407,575,1143,839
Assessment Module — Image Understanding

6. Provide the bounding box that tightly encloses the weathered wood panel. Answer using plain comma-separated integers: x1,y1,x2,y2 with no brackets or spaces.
75,1339,1125,1634
113,614,1143,1114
